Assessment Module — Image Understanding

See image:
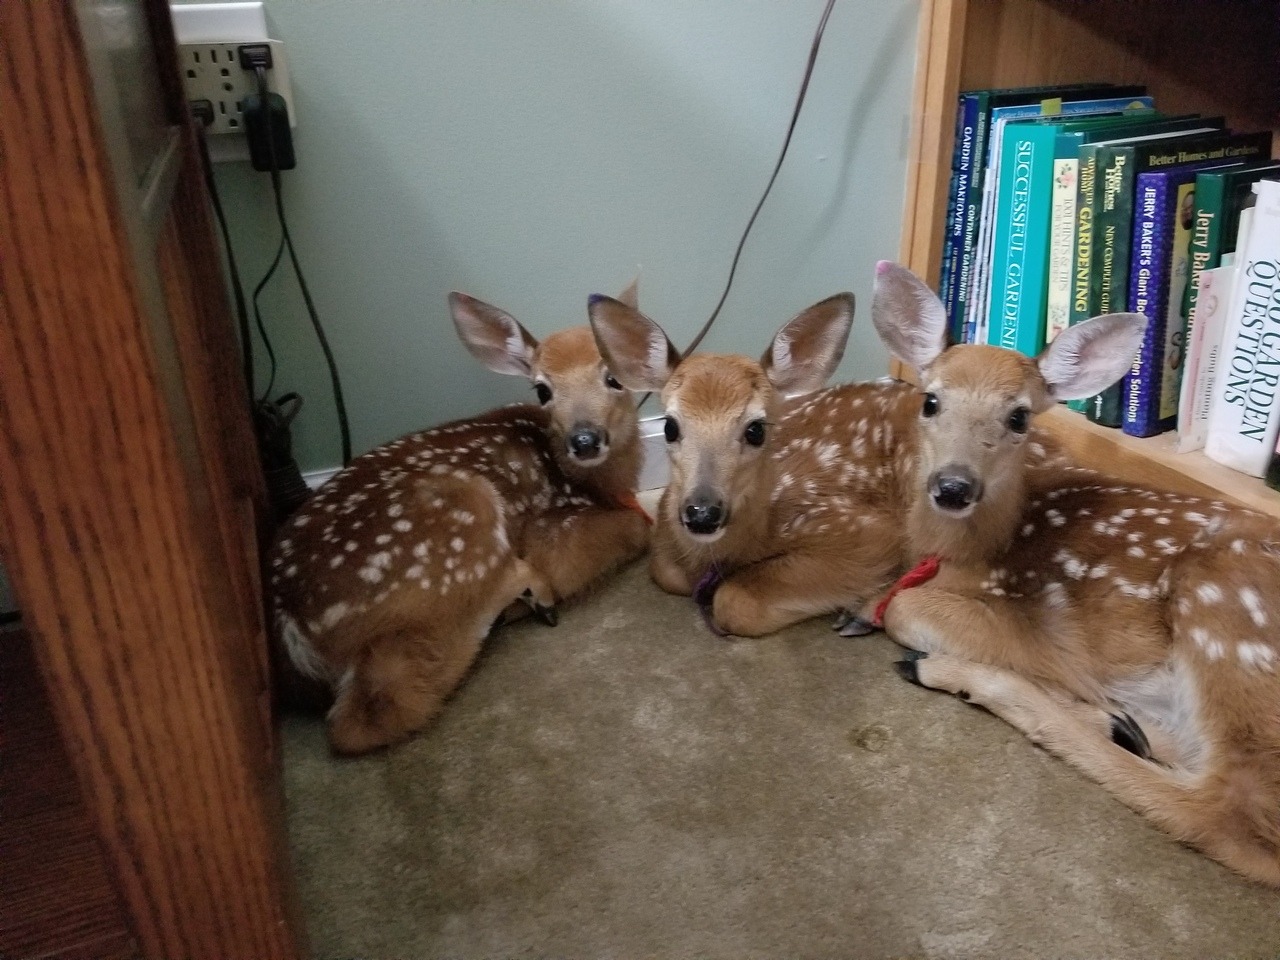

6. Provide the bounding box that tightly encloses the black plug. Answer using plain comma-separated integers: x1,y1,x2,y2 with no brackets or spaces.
237,43,274,71
189,99,215,128
243,92,296,171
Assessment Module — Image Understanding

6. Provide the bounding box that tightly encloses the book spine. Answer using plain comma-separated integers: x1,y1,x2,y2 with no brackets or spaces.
1086,144,1136,427
1182,171,1228,344
1175,265,1234,453
1066,143,1103,412
989,125,1052,355
1204,182,1280,477
1121,175,1170,436
1157,179,1199,430
942,94,980,341
958,92,992,343
1044,153,1078,343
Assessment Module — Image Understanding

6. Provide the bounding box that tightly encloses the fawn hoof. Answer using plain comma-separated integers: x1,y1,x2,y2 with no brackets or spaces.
1110,712,1152,760
833,610,875,637
520,589,558,626
894,656,926,686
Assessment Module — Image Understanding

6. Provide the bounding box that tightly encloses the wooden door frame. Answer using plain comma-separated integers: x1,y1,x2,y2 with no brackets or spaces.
0,2,304,955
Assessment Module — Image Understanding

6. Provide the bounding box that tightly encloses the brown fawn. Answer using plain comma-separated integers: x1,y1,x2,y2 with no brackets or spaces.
586,287,1068,637
871,260,1280,885
269,281,650,754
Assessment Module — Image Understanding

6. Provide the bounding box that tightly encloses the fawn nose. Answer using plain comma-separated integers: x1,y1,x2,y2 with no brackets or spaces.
682,496,726,536
567,424,606,461
929,466,983,513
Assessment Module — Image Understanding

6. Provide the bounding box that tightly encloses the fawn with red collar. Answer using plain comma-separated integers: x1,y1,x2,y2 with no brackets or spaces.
871,261,1280,885
270,281,649,754
586,285,1066,637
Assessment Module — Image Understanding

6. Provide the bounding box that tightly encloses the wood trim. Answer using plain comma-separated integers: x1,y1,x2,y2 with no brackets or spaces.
0,4,303,956
897,0,967,284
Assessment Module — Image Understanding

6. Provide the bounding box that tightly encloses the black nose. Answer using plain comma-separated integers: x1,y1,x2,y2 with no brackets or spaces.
568,428,603,459
683,500,725,535
930,467,982,512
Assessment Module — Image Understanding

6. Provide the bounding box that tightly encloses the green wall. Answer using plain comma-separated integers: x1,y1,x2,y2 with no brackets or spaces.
209,0,919,472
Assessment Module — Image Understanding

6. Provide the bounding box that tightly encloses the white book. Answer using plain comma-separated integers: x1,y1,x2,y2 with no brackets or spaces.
1175,265,1235,453
1204,181,1280,477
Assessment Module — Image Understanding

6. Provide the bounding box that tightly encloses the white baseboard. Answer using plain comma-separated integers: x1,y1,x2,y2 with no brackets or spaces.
302,415,669,494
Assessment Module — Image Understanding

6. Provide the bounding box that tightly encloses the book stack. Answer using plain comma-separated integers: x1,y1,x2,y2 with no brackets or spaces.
939,83,1276,447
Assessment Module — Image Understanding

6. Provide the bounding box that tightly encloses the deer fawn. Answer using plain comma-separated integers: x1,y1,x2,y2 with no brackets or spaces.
269,282,650,754
870,260,1280,885
586,289,1066,637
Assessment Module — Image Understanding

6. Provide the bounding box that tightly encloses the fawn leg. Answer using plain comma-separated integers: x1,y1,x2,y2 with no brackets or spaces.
518,505,649,600
711,549,896,638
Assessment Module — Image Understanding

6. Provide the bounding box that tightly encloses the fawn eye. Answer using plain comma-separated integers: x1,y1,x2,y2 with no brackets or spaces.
663,416,681,443
922,393,940,417
534,382,553,405
604,372,623,391
743,420,766,447
1008,406,1030,434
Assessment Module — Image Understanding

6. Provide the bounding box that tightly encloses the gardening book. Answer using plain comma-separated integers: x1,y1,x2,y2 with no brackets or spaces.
965,88,1150,345
1084,128,1269,426
1121,162,1241,437
1176,265,1235,453
1204,180,1280,477
942,83,1133,342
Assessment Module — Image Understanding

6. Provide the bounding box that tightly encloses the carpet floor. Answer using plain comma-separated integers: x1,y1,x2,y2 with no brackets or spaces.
282,560,1280,959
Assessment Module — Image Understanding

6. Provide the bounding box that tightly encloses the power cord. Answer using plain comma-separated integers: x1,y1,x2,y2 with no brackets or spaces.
243,47,353,466
681,0,837,359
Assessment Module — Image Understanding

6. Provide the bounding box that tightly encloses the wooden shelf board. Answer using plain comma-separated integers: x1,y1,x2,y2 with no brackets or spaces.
1041,407,1280,517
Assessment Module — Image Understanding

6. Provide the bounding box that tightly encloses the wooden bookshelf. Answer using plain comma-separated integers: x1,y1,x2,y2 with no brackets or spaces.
896,0,1280,517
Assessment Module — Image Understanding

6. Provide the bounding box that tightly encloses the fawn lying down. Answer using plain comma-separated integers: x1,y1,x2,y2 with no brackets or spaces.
872,261,1280,886
269,283,649,753
587,287,1065,637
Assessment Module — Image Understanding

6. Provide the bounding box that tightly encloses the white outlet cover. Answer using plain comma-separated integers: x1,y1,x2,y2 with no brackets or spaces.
170,1,268,44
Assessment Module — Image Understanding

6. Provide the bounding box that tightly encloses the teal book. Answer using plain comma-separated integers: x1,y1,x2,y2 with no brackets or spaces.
986,122,1059,355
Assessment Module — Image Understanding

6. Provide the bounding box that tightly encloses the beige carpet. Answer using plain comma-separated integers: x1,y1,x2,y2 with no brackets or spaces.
282,559,1280,959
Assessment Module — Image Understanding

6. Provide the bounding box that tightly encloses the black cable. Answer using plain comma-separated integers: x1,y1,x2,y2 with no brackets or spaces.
251,228,285,401
681,0,837,359
253,66,353,465
195,117,257,404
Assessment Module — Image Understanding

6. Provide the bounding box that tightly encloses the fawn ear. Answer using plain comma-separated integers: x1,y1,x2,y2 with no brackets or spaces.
616,273,640,311
1036,312,1148,404
870,260,949,372
449,292,540,377
588,294,679,392
761,293,855,397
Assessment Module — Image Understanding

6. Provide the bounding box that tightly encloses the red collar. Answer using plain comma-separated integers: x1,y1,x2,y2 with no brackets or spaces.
616,491,653,526
871,554,941,628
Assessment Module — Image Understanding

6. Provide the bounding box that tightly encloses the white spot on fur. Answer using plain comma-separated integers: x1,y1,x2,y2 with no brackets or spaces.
387,503,404,518
1127,546,1145,559
1237,641,1275,672
358,566,383,584
450,536,466,552
1240,587,1268,627
329,555,344,569
1195,582,1223,605
1231,539,1246,554
376,534,392,545
393,519,413,533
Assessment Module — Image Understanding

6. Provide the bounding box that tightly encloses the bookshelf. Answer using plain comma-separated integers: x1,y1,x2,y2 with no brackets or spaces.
896,0,1280,515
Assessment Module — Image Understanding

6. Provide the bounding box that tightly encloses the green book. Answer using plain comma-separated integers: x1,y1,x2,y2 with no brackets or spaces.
1065,116,1226,411
1183,160,1280,344
1087,129,1272,426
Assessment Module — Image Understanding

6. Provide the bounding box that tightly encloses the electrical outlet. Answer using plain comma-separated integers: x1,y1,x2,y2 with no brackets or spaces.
180,39,295,136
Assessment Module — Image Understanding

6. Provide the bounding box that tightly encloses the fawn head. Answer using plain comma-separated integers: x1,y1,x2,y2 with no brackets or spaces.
449,278,641,472
589,292,854,541
871,261,1145,519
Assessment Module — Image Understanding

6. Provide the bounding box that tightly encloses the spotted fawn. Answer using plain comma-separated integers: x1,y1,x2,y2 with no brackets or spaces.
269,282,650,754
872,260,1280,886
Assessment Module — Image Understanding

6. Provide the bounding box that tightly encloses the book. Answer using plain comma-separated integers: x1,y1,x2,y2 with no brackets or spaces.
1045,113,1206,344
1204,180,1280,477
1182,160,1280,344
1084,128,1270,426
1175,264,1235,453
944,84,1129,343
1064,118,1226,412
1121,162,1240,437
964,87,1151,345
